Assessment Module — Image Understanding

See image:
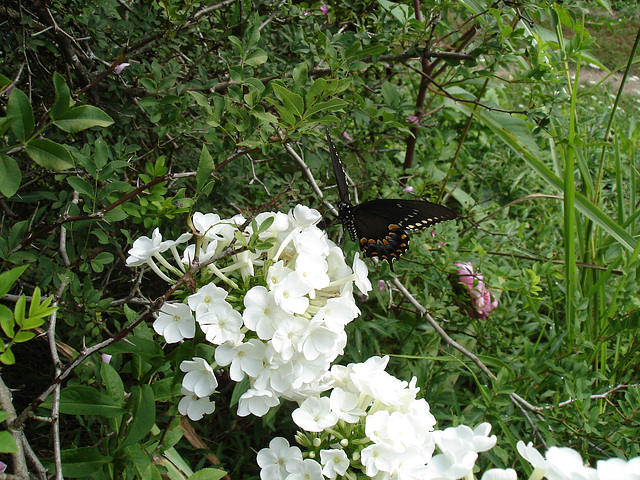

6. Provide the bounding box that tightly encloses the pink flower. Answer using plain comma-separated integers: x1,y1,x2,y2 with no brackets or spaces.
454,262,498,319
406,115,420,126
378,280,386,291
320,4,328,15
114,62,130,74
101,353,112,364
403,186,415,194
342,131,353,141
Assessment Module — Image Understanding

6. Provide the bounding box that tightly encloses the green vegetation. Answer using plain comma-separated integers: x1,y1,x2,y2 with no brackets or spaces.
0,0,638,478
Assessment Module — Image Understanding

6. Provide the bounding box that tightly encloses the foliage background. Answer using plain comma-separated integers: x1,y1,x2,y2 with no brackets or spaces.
0,0,639,478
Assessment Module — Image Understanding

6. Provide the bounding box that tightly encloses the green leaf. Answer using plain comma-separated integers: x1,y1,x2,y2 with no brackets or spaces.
0,349,15,365
0,265,28,299
0,304,16,338
187,468,228,480
101,361,125,404
0,431,18,453
25,138,74,170
0,74,11,89
13,295,26,327
28,286,41,318
123,444,158,480
50,72,72,120
59,447,112,478
118,384,156,450
13,331,36,342
245,48,268,67
67,176,95,198
187,91,213,114
250,110,278,124
53,385,125,418
306,98,348,117
271,83,304,119
7,88,34,142
196,145,214,194
0,154,21,198
53,105,114,133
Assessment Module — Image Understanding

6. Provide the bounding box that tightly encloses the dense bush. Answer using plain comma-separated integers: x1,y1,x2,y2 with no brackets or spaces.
0,0,638,478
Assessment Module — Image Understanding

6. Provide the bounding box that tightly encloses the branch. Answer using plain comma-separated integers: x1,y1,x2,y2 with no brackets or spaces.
390,276,548,447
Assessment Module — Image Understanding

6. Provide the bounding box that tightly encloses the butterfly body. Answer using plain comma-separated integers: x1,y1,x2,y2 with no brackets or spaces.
327,130,457,270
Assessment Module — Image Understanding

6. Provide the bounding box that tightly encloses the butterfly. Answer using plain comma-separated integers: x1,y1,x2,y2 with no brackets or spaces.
327,130,458,270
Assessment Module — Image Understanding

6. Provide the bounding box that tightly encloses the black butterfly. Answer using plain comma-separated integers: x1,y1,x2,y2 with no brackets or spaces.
327,130,457,270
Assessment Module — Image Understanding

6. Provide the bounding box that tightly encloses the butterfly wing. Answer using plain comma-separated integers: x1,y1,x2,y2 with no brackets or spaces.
351,199,457,268
326,129,457,269
326,130,351,205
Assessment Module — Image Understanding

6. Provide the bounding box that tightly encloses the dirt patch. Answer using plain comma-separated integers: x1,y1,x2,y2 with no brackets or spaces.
577,66,640,96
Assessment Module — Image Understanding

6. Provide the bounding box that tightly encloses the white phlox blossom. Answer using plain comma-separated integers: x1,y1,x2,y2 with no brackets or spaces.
517,441,640,480
481,468,518,480
152,303,195,343
177,386,215,421
292,396,338,432
257,437,303,480
125,228,176,282
179,357,218,397
131,207,371,421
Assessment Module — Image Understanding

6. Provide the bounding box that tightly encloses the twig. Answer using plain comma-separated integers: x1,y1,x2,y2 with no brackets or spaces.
283,141,338,217
548,383,639,410
48,277,71,480
390,276,548,447
0,376,29,478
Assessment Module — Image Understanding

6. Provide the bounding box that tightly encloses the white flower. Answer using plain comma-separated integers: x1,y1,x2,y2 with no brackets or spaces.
270,315,309,360
517,442,598,480
546,446,598,480
360,442,397,477
237,388,280,417
424,450,478,480
215,339,267,381
255,211,290,241
153,303,195,343
299,318,339,361
352,252,372,293
188,282,228,316
320,449,349,479
177,387,215,421
257,437,302,480
292,227,330,258
267,261,293,290
272,271,310,314
284,457,323,480
243,286,288,340
597,456,640,480
482,468,518,480
295,253,330,295
517,441,546,470
192,212,223,239
312,296,359,333
197,301,244,344
329,387,364,423
292,396,337,432
289,204,321,228
433,423,497,456
182,239,219,265
180,357,218,397
125,228,171,266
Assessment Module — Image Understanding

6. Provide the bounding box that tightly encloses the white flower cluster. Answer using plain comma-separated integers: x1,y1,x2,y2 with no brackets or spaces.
258,357,640,480
518,441,640,480
258,356,497,480
126,206,372,420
